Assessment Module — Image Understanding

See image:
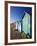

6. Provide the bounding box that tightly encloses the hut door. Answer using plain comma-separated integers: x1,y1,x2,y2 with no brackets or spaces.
22,12,30,35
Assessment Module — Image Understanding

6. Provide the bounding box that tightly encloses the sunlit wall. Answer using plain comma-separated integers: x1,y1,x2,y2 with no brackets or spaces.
22,12,30,34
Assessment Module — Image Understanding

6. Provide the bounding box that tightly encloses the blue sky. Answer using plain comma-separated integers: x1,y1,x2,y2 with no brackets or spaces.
10,6,32,23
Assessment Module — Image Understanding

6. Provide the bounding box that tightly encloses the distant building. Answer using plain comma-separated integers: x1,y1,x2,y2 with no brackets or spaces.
10,23,16,32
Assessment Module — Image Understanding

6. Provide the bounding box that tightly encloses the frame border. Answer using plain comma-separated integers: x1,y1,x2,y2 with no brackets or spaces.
5,1,36,45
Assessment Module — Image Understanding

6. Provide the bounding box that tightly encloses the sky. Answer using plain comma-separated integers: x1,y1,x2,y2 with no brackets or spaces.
10,6,32,23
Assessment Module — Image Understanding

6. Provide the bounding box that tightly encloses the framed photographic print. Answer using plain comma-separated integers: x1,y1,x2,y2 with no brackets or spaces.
5,1,36,45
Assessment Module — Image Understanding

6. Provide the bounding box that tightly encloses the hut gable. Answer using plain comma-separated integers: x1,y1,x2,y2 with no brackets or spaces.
22,12,30,34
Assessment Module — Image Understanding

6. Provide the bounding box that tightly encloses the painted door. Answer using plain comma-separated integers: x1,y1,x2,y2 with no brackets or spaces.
16,21,21,32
